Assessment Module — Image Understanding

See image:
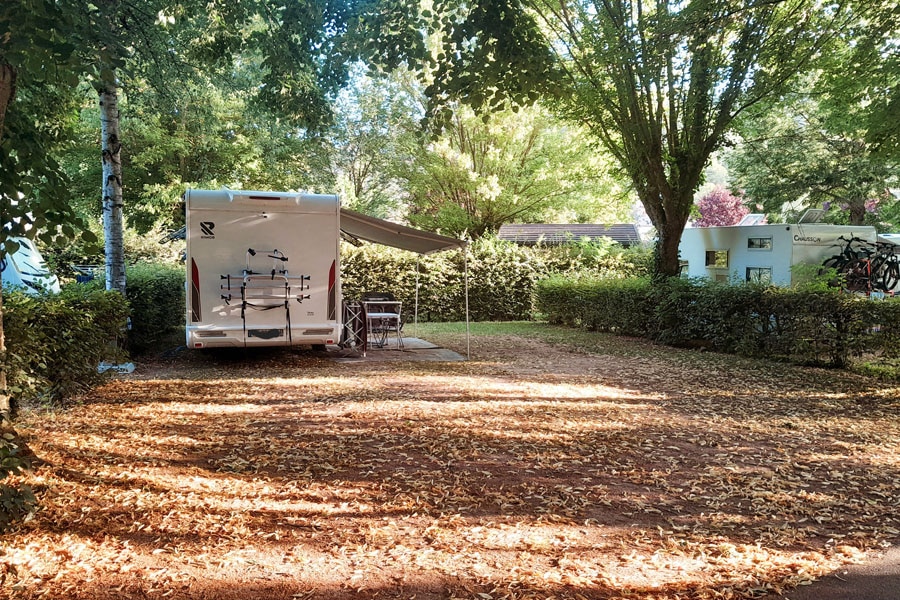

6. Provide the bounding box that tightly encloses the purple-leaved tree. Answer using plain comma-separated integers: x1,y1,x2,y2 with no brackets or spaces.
693,186,750,227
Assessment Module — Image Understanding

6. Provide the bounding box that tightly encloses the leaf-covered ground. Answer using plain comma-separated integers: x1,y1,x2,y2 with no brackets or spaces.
3,323,899,599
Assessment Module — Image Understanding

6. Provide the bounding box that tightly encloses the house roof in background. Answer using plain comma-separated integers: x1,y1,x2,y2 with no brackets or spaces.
497,223,642,247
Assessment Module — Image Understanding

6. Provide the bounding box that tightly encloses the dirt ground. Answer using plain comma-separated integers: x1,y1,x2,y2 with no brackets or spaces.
2,327,899,599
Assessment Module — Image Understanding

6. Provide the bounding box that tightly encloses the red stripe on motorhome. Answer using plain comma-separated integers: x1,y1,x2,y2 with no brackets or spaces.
190,258,201,322
327,260,336,320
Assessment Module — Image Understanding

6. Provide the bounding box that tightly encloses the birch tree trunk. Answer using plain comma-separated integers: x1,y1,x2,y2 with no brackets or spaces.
100,79,126,295
0,60,17,421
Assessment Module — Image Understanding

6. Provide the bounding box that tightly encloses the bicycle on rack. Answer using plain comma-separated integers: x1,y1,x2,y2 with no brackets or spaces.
821,235,876,271
821,236,899,294
869,242,900,293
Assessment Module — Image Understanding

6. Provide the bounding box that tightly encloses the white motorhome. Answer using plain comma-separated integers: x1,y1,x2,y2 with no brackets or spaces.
678,224,879,286
184,189,342,349
1,236,61,294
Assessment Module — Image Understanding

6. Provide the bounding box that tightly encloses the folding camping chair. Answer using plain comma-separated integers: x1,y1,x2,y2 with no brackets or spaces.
361,292,403,349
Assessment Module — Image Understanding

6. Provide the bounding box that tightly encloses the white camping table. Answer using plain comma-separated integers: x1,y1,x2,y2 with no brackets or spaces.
363,301,403,349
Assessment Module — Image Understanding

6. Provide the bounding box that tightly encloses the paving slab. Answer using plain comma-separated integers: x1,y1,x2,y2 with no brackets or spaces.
765,546,900,600
330,337,465,362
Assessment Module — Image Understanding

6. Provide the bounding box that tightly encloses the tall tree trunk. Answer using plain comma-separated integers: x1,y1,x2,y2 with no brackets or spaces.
848,197,866,226
637,181,692,280
0,60,17,421
655,217,688,278
100,79,126,295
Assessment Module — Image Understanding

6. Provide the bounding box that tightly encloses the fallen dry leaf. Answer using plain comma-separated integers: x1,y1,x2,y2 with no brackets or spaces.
1,326,898,599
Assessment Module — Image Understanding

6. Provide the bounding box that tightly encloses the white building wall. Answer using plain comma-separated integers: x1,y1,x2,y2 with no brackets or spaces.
679,224,878,286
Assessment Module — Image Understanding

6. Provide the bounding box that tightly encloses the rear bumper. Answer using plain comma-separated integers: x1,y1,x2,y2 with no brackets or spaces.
187,325,340,349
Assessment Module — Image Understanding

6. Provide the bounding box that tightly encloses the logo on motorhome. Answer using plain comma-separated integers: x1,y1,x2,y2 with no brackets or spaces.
793,235,822,243
200,222,216,238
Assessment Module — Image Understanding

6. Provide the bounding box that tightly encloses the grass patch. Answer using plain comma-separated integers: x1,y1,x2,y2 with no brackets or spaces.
414,321,852,383
416,321,720,360
853,361,900,382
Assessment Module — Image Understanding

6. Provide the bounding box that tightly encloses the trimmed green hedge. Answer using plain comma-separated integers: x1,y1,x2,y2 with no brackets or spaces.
342,237,544,322
342,236,651,322
536,276,900,369
125,262,185,353
75,262,187,354
3,286,129,406
110,239,651,353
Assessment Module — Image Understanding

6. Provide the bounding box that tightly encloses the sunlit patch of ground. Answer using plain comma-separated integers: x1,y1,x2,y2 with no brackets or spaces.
2,324,898,599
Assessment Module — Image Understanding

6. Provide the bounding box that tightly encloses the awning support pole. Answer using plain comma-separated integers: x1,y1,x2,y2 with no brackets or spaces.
414,255,420,338
464,248,470,360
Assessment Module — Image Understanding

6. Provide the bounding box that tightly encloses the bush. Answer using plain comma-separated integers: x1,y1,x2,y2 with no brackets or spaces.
341,244,424,316
110,241,648,345
540,237,651,278
124,262,186,353
341,236,649,322
462,237,543,320
536,275,652,335
342,238,540,322
74,261,186,354
536,276,900,369
2,284,129,528
0,431,36,532
3,286,129,406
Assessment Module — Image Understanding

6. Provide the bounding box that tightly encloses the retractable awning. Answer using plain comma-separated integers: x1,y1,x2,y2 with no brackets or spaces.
340,208,470,359
340,208,466,255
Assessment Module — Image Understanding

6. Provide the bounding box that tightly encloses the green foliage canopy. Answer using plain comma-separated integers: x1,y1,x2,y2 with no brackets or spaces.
398,104,631,237
726,4,899,229
363,0,865,276
727,87,898,228
328,66,423,219
0,0,96,248
61,77,337,235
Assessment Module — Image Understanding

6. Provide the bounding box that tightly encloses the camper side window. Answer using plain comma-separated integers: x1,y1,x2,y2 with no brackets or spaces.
746,267,772,284
748,237,772,250
705,250,729,268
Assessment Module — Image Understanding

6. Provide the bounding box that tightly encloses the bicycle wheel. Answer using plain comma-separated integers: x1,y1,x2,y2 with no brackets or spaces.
820,256,846,283
881,261,900,292
870,259,890,292
822,256,846,270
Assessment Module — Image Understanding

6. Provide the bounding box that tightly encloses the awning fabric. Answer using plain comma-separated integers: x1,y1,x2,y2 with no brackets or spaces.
340,208,466,255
